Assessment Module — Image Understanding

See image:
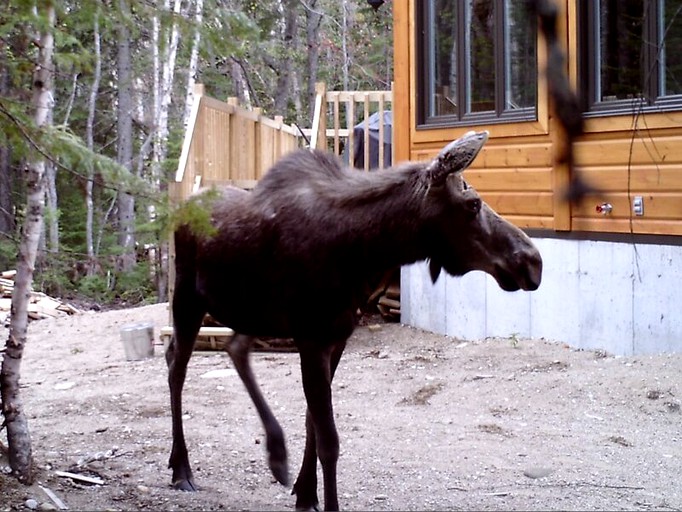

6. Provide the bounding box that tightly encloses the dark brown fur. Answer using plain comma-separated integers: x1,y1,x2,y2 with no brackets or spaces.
166,139,542,510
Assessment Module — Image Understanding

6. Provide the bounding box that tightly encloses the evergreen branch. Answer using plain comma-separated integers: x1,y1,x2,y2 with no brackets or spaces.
0,97,163,205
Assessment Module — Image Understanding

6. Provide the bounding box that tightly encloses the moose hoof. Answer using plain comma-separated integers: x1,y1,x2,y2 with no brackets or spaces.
172,478,197,492
295,506,320,512
292,487,319,512
269,457,289,487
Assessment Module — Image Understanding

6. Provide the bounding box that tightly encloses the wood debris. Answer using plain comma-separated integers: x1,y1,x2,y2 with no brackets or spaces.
55,470,105,486
0,269,82,325
376,282,400,321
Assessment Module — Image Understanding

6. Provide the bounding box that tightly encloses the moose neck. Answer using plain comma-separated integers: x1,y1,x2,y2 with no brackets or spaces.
320,163,435,271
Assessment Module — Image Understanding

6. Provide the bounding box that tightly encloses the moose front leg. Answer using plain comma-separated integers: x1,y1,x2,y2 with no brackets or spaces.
226,332,288,486
293,410,319,510
294,340,346,511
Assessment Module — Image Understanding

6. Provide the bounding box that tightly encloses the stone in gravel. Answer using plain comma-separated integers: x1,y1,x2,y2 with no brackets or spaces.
24,498,38,510
523,467,553,479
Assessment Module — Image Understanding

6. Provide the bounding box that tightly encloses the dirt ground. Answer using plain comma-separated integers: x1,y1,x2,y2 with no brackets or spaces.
1,302,681,511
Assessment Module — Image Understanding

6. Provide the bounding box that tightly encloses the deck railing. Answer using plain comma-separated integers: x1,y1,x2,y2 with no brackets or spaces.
164,83,395,344
307,82,393,171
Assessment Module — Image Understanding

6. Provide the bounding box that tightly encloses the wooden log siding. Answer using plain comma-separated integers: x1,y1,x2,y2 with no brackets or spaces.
393,0,682,237
309,82,394,171
569,132,682,236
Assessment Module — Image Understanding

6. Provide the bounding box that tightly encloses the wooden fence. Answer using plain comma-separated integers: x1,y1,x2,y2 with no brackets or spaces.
163,83,396,342
170,85,302,203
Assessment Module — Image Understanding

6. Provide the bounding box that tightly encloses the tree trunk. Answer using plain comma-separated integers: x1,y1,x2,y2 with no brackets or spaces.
231,59,252,108
341,0,350,91
273,0,298,116
0,62,14,235
1,1,55,485
45,159,58,253
85,13,101,275
183,0,204,127
305,0,322,120
116,0,135,271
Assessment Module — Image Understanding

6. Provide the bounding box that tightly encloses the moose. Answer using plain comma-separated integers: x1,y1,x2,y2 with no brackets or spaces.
166,130,543,510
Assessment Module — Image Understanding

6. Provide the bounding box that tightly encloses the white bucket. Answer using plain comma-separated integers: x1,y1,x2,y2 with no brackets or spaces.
120,322,155,361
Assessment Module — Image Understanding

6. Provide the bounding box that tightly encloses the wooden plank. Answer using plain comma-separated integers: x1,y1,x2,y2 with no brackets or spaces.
363,92,370,171
575,136,682,166
502,215,555,230
333,95,340,156
378,296,400,310
583,110,682,134
378,93,385,168
404,0,417,160
311,82,327,151
160,326,235,339
55,471,104,486
480,192,554,216
176,92,204,183
466,168,553,192
578,165,682,192
477,142,554,169
347,99,355,169
571,218,682,236
412,141,553,169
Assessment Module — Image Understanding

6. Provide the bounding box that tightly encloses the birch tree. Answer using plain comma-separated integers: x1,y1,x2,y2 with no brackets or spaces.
183,0,204,126
85,11,102,275
305,0,322,118
0,0,56,484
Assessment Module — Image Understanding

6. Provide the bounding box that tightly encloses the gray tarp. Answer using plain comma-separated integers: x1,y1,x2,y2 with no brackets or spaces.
343,110,392,170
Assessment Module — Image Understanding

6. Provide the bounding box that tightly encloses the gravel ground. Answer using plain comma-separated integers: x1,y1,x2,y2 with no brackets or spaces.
1,302,681,511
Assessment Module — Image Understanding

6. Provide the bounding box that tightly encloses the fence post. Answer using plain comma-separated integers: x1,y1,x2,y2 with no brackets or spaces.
311,81,327,151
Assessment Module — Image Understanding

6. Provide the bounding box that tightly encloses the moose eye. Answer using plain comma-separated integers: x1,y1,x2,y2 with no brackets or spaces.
466,196,482,217
462,180,469,191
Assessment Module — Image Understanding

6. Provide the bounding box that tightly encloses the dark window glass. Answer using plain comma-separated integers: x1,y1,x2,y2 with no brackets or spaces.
661,1,682,96
506,0,537,109
598,1,644,102
467,0,496,113
580,0,682,114
418,0,537,127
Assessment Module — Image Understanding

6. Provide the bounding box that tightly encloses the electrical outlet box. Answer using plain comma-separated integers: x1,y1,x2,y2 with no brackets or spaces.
633,196,644,216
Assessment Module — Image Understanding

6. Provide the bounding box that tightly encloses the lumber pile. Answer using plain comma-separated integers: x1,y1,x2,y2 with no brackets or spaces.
376,283,400,321
0,270,82,326
367,267,401,321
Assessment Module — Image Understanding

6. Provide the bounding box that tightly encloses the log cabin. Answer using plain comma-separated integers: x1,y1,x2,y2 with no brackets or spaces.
393,0,682,355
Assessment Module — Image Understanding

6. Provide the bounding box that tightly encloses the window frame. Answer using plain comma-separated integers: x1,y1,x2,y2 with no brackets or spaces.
578,0,682,117
416,0,538,129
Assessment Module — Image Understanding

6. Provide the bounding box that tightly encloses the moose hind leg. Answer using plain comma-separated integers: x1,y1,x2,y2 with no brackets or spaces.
226,333,289,486
167,299,205,491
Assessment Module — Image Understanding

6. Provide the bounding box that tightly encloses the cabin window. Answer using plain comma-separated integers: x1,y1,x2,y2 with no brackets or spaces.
578,0,682,115
417,0,538,127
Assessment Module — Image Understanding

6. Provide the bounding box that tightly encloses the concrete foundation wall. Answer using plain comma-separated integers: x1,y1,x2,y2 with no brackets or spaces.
401,238,682,356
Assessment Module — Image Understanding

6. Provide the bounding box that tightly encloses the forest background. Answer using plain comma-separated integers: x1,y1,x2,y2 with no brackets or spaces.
0,0,394,308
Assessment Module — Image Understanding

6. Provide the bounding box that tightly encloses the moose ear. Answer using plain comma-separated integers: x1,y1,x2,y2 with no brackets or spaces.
429,258,443,283
426,130,488,186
